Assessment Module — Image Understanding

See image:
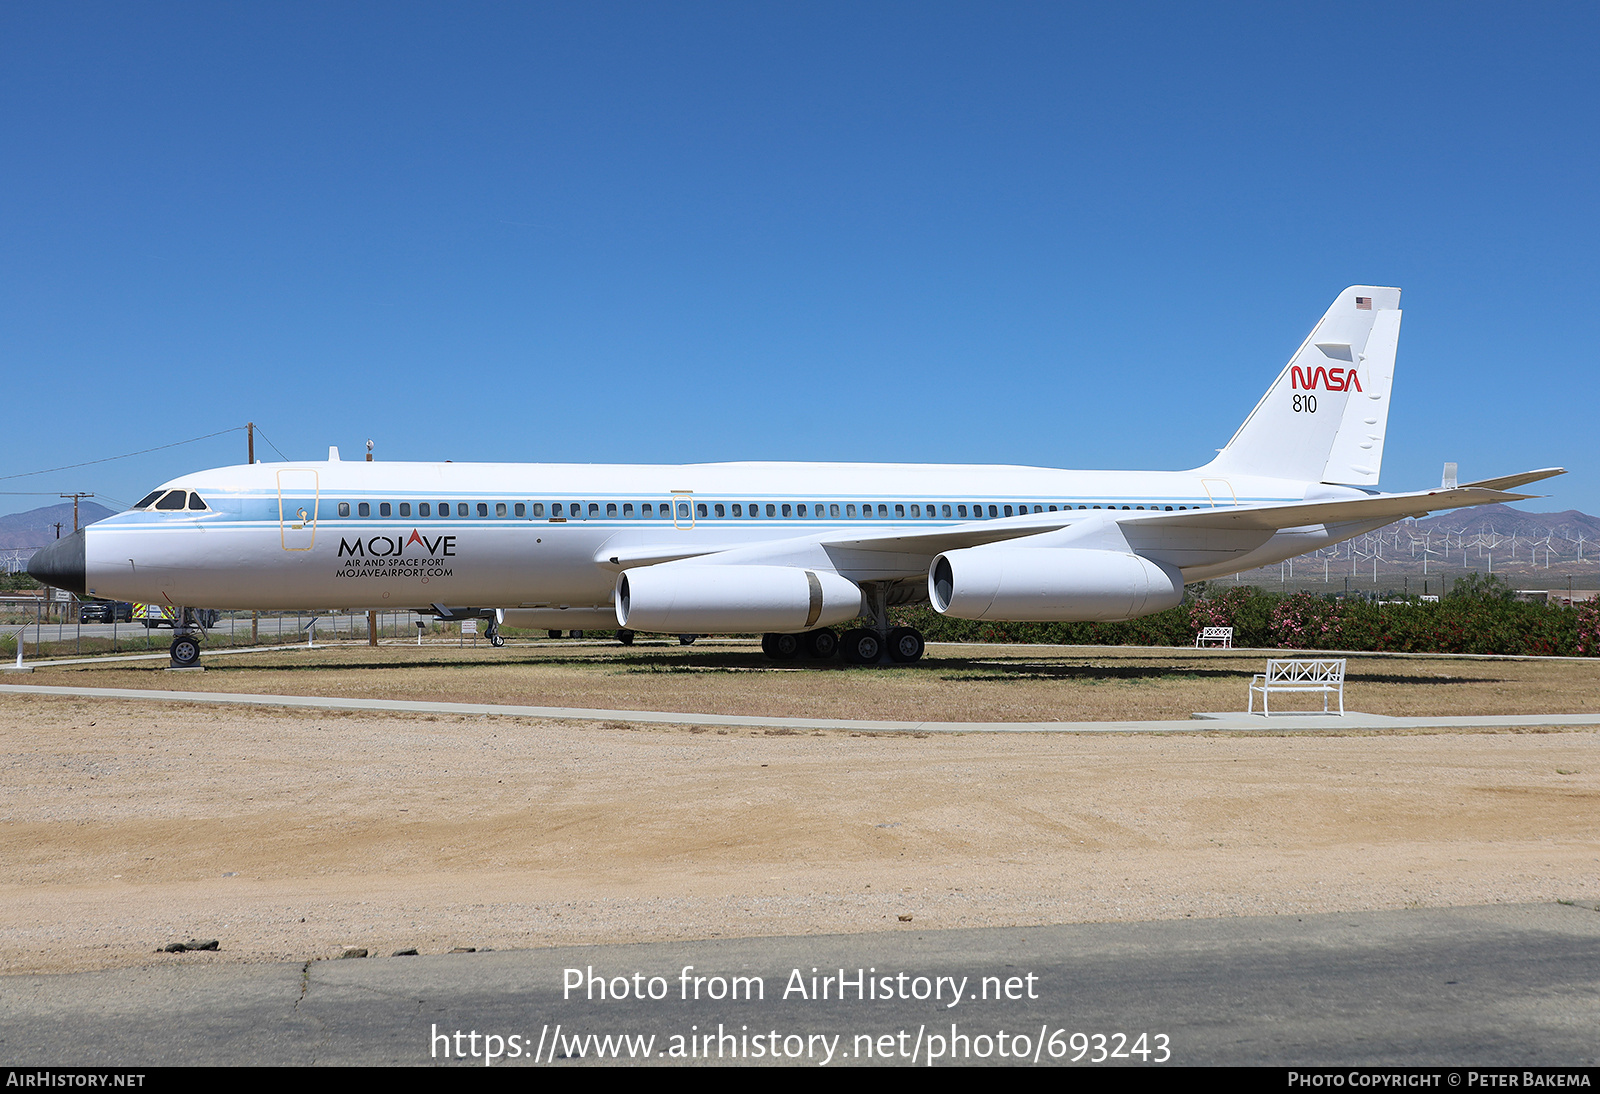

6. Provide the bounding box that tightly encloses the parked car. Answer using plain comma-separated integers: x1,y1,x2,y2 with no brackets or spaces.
79,600,133,624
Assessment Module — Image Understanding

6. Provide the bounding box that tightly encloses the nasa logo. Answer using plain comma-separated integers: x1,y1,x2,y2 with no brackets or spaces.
1290,366,1363,392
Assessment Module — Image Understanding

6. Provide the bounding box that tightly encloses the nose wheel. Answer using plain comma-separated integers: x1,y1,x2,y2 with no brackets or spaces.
169,635,201,668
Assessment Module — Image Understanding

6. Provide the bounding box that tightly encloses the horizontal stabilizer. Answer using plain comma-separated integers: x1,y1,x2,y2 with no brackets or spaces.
1128,473,1562,533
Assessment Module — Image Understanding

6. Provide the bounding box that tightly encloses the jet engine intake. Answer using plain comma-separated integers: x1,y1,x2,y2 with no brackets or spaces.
929,548,1183,622
616,565,863,634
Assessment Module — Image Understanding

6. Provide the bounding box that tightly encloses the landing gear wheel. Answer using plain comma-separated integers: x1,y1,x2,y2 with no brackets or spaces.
840,628,882,665
678,634,698,646
548,630,563,639
887,626,925,663
803,628,839,659
617,629,635,646
169,636,201,668
763,632,800,660
486,620,505,648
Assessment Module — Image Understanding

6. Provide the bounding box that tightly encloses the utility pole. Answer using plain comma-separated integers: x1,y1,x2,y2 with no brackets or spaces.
366,438,379,647
59,493,93,532
249,424,258,644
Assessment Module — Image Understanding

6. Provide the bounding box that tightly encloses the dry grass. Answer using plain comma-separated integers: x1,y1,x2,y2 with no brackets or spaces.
26,639,1600,722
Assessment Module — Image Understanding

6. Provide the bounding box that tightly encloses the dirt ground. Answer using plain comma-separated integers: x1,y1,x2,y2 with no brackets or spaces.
3,642,1598,976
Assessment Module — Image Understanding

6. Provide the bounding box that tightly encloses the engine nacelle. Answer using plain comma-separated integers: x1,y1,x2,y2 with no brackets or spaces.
616,565,864,634
929,548,1183,622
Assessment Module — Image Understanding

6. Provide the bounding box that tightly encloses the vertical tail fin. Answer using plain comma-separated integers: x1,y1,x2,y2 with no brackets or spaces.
1205,286,1401,486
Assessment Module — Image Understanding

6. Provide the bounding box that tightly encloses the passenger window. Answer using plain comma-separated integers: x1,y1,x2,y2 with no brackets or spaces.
496,502,507,517
830,504,841,518
529,503,543,517
846,504,857,518
697,503,708,518
713,504,725,517
606,503,618,517
988,505,999,518
435,501,448,516
909,505,920,518
894,504,905,518
477,502,489,517
677,502,690,519
957,505,967,517
942,504,952,518
338,502,351,517
552,503,563,517
1003,505,1013,517
419,503,430,517
358,502,371,517
155,491,187,510
797,504,807,517
765,503,775,518
781,503,792,518
623,503,634,517
456,503,468,517
380,502,392,517
731,504,741,517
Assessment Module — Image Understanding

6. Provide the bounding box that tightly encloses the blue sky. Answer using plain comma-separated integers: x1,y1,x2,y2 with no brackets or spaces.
4,2,1596,521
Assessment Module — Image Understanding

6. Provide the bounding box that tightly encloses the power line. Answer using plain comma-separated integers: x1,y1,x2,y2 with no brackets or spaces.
0,427,247,482
251,426,291,462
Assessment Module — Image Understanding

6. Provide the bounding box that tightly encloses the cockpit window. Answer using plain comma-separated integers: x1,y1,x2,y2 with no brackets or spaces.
154,491,188,510
188,493,207,510
134,491,163,509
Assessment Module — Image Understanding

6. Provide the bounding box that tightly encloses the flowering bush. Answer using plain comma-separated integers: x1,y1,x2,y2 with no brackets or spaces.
1578,598,1600,656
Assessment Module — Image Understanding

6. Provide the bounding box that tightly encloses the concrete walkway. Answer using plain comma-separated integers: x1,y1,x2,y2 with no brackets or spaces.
4,681,1598,733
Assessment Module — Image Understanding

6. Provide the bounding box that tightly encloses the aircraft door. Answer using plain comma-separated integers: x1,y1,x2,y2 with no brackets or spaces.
670,490,695,530
278,469,320,551
1201,479,1238,509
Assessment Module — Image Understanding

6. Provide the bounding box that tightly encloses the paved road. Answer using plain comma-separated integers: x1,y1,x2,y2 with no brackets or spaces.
2,904,1596,1066
4,612,426,646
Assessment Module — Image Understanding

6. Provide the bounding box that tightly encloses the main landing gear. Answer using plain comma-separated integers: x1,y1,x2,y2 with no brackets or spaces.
759,625,925,664
759,582,926,665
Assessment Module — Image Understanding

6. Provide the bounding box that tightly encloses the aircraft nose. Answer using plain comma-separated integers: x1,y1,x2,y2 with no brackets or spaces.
27,528,87,598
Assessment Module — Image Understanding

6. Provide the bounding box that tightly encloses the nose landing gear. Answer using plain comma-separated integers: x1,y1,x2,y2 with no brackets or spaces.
167,607,208,669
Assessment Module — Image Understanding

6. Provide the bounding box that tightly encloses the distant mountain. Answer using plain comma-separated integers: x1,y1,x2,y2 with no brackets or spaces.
1405,504,1600,542
0,502,117,551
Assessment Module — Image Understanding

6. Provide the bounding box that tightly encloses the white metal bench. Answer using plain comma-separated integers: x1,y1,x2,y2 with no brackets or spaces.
1248,658,1346,715
1195,626,1234,648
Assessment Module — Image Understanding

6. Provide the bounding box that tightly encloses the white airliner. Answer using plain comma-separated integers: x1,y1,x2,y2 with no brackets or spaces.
29,286,1562,667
